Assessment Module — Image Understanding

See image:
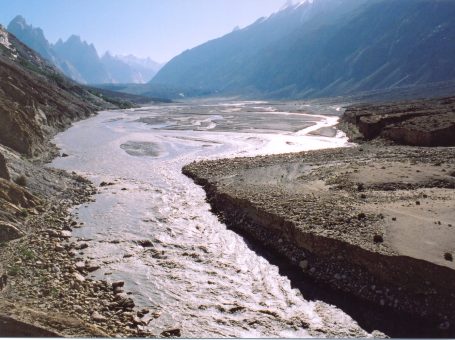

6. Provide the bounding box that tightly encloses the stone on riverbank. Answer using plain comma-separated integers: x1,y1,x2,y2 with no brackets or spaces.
0,152,10,181
91,311,107,323
0,222,24,242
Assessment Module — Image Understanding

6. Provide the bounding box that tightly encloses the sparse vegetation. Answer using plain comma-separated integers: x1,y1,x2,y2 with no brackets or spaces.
18,58,42,75
16,208,28,218
48,72,65,84
14,174,27,187
51,286,59,297
7,264,20,276
18,245,35,260
373,234,384,243
357,212,366,220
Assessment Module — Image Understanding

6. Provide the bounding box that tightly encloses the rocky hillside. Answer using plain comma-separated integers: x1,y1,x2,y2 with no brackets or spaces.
341,96,455,146
0,24,114,157
0,22,160,337
0,25,137,335
152,0,455,99
0,23,114,244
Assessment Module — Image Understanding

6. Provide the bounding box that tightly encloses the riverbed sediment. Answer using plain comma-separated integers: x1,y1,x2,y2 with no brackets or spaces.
183,144,455,336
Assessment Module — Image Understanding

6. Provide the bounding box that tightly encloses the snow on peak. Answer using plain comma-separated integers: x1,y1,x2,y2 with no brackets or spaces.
281,0,314,11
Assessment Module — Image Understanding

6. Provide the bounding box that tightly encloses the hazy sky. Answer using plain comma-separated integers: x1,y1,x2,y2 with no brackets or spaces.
0,0,287,63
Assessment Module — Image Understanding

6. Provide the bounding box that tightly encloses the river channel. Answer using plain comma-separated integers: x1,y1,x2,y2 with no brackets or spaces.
51,101,378,337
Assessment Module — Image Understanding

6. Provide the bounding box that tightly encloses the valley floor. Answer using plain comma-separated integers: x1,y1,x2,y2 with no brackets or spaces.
1,99,454,337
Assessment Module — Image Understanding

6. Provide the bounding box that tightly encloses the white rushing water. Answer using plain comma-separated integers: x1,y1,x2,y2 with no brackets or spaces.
51,101,370,337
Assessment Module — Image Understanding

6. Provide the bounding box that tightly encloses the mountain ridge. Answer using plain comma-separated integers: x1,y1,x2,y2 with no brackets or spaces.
7,15,162,85
0,24,114,156
152,0,455,99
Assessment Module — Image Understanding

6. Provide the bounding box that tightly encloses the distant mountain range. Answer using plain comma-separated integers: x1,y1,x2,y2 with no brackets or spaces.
152,0,455,99
0,24,112,156
7,15,162,85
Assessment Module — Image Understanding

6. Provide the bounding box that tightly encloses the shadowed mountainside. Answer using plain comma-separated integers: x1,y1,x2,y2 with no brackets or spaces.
152,0,455,99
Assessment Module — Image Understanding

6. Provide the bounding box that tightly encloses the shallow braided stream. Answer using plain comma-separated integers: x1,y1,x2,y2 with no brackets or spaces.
50,101,383,337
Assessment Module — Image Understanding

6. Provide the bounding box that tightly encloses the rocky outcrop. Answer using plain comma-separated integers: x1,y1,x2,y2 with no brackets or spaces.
0,152,9,180
382,112,455,146
0,176,39,241
342,96,455,146
0,315,60,337
0,222,24,241
0,179,38,208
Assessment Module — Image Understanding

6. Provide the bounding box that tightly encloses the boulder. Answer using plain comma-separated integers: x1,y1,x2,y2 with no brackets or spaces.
73,272,85,282
0,179,38,208
91,311,107,323
0,152,10,181
75,261,85,271
0,273,7,290
161,328,181,337
114,293,135,309
60,230,72,238
0,222,24,241
75,243,88,250
112,281,125,289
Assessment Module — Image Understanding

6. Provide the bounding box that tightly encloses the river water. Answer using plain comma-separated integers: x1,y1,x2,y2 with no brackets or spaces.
51,101,374,337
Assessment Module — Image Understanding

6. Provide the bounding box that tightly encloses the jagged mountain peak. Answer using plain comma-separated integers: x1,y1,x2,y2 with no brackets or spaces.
7,16,160,84
7,15,47,41
8,15,27,27
7,14,55,63
8,15,45,39
102,51,113,59
66,34,82,43
0,25,113,155
58,35,94,51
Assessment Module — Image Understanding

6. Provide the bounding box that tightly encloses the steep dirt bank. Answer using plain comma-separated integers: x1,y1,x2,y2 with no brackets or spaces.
341,96,455,146
183,145,455,335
